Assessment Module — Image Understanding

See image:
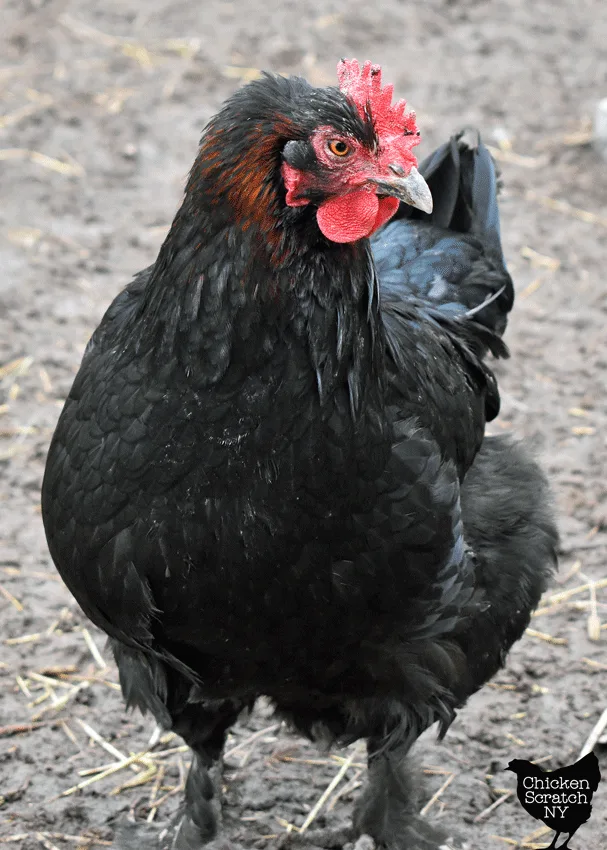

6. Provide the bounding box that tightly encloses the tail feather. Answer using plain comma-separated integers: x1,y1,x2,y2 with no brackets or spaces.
373,130,514,347
465,134,503,257
397,129,504,260
414,135,463,232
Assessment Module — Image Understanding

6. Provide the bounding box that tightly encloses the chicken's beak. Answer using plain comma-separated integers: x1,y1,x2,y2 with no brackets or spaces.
369,165,433,214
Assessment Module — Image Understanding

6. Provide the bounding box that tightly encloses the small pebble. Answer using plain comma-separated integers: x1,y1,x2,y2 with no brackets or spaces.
593,97,607,160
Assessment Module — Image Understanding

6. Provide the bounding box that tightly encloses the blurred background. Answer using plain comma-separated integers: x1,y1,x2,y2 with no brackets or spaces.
1,1,606,848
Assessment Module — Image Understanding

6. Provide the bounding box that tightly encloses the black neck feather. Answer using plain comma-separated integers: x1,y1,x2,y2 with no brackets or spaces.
132,74,385,412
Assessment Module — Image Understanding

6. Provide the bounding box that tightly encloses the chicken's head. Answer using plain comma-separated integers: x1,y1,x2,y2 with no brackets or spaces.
281,59,432,244
505,760,528,775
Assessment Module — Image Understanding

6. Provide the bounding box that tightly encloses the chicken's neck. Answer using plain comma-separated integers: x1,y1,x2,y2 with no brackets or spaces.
139,196,385,415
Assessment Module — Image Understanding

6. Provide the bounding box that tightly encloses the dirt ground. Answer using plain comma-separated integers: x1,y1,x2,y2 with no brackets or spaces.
1,0,606,848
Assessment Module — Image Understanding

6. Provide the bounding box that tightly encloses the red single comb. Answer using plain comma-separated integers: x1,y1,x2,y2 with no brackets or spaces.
337,59,419,148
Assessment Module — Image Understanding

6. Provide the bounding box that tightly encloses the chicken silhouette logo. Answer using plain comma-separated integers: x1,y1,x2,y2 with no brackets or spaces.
506,753,601,849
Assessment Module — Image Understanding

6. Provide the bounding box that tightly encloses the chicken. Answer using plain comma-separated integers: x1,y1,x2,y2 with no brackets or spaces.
41,60,558,850
507,754,601,848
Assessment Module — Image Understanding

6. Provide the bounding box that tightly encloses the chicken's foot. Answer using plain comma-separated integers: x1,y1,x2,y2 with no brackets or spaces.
353,740,467,850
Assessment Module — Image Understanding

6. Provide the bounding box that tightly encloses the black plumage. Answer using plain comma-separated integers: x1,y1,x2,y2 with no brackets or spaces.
42,70,558,850
507,754,601,849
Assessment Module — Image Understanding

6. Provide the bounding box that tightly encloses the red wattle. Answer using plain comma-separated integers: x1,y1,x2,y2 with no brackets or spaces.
316,190,379,243
373,196,400,231
316,191,400,244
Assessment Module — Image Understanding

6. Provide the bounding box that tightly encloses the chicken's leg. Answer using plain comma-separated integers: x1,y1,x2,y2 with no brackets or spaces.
544,832,561,849
354,738,466,850
170,700,241,850
555,826,579,849
111,642,242,848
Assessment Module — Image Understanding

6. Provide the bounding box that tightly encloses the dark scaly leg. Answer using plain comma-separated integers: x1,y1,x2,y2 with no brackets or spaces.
169,700,242,849
111,641,242,849
354,738,466,850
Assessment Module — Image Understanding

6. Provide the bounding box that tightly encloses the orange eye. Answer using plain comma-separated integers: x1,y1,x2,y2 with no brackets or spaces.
328,139,351,157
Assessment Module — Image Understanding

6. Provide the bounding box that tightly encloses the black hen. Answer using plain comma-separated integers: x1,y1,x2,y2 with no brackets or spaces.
507,754,601,849
42,62,557,850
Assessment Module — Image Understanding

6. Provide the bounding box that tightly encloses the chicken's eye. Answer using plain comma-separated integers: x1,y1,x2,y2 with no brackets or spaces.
328,140,351,157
